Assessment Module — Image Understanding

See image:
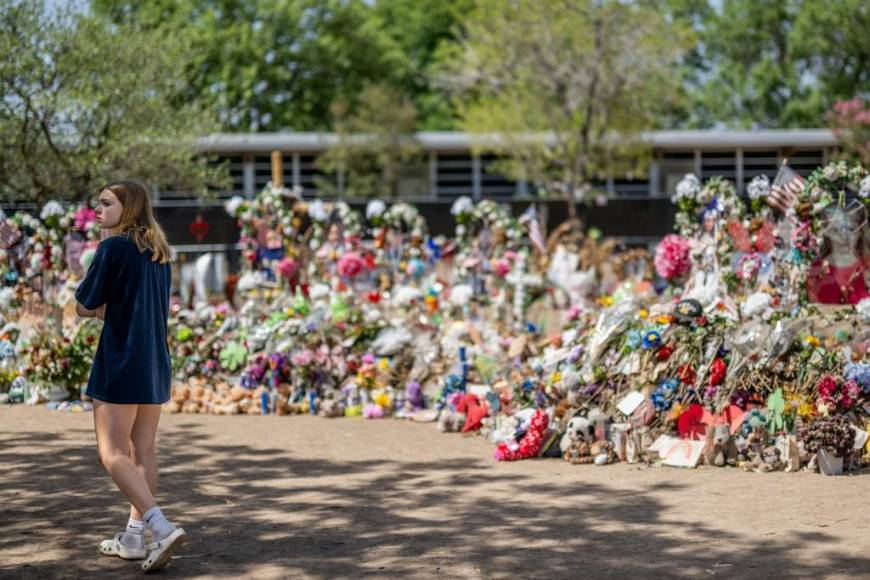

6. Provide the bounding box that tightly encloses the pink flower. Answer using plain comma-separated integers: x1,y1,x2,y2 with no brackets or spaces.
493,259,511,277
73,206,96,231
337,252,366,278
841,380,861,408
276,257,298,279
817,375,838,399
291,349,314,367
736,252,762,280
566,305,583,321
791,222,814,252
654,235,692,281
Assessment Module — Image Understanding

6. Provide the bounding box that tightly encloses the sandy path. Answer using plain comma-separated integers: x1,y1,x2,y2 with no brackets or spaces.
1,406,868,579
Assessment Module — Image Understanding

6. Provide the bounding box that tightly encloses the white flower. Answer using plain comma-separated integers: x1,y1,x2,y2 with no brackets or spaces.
40,201,64,220
366,199,386,220
747,174,771,200
225,195,245,217
857,298,870,324
449,284,474,307
455,224,466,237
309,283,331,301
822,162,846,181
450,196,473,216
672,174,700,203
394,285,423,306
696,187,713,206
59,216,71,229
741,292,771,318
0,287,14,310
859,176,870,199
308,200,329,222
237,271,264,292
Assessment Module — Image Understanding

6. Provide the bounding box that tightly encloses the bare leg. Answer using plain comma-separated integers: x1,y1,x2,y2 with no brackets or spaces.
93,401,156,516
129,405,162,521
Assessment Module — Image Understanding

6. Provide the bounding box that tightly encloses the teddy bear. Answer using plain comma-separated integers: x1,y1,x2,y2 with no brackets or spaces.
437,391,467,432
704,424,739,467
563,440,615,465
559,415,594,454
318,392,344,418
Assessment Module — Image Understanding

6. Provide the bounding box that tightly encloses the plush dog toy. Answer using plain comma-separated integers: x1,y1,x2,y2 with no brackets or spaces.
456,393,488,432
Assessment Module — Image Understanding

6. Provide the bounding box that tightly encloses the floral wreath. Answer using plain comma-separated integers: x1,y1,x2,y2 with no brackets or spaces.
671,174,744,239
306,200,363,252
226,183,303,266
450,197,523,250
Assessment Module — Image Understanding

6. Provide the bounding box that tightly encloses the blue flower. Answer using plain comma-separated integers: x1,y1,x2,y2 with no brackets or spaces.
0,340,14,360
845,362,870,393
642,330,662,350
651,378,679,411
626,330,643,350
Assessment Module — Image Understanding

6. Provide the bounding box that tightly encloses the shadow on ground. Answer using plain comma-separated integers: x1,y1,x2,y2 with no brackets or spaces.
0,421,867,579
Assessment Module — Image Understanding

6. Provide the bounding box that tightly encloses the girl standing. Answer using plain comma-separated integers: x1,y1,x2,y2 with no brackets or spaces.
75,181,186,573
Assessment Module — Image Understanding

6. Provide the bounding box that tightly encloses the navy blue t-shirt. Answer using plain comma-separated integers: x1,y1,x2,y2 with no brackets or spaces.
75,234,172,405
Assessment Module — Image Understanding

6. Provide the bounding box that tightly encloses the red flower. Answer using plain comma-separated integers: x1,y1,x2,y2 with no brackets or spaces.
677,364,696,385
816,375,838,399
367,292,381,304
708,358,727,386
656,343,675,361
695,316,707,326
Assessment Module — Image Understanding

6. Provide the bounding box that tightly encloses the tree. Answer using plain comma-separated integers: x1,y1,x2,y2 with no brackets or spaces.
92,0,412,132
684,0,870,128
316,83,422,198
0,1,227,204
435,0,689,217
371,0,475,130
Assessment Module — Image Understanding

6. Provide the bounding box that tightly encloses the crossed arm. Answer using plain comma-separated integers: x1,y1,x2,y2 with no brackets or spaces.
76,302,106,320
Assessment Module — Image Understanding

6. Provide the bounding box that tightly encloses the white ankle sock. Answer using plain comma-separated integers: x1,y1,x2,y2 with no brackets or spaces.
119,517,145,549
143,506,176,543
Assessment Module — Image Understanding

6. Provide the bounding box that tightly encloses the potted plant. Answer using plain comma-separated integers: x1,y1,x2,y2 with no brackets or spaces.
803,415,856,475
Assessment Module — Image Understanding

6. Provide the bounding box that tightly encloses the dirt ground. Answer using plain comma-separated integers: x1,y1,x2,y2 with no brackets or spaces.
1,406,869,580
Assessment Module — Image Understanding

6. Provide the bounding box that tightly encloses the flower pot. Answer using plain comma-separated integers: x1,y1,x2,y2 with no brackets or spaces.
817,449,843,476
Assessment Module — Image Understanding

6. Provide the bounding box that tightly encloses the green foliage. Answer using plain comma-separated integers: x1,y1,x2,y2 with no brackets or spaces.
316,83,423,197
680,0,870,128
0,1,227,203
92,0,469,132
434,0,689,214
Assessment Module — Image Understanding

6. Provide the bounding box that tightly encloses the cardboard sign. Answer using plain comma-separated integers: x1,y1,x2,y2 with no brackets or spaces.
651,435,705,468
616,391,645,416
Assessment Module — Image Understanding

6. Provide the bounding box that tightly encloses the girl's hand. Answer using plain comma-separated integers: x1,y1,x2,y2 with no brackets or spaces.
96,305,106,320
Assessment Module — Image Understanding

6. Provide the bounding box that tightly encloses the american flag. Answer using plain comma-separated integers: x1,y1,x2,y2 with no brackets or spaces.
521,205,547,254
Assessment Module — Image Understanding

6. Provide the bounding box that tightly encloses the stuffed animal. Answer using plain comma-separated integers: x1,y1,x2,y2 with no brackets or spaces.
437,409,466,432
559,415,593,454
437,391,467,432
704,424,739,467
494,409,549,461
456,393,488,432
563,439,614,465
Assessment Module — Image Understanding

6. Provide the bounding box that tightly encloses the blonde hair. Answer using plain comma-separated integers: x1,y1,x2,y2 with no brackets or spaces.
103,180,172,264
